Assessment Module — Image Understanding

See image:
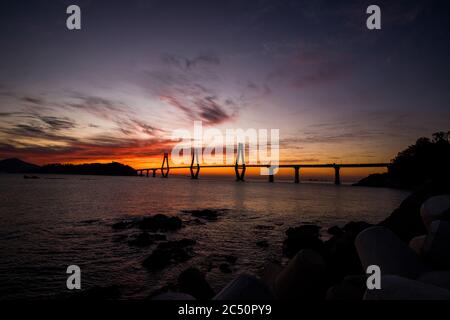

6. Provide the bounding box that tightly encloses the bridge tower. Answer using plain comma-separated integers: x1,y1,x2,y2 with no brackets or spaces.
234,143,246,181
161,152,170,178
190,147,200,179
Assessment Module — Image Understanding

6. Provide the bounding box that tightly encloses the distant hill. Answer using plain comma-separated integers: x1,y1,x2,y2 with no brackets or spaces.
0,158,41,173
0,158,137,176
39,162,137,176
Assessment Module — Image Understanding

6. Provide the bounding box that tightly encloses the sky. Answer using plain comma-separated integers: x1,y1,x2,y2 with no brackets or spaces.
0,0,449,177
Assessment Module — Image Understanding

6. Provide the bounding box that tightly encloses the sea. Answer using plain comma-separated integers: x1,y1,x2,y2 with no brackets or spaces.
0,174,409,299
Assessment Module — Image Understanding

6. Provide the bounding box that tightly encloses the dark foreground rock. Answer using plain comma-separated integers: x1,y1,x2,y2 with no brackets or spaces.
282,224,324,258
178,267,215,300
379,181,450,241
256,240,269,248
282,221,372,287
143,239,196,270
139,214,182,231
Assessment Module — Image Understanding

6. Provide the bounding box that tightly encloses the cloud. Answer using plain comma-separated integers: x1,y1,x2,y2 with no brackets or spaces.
160,94,236,125
162,53,220,70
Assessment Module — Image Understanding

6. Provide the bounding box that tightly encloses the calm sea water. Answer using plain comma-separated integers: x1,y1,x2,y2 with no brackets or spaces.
0,174,409,300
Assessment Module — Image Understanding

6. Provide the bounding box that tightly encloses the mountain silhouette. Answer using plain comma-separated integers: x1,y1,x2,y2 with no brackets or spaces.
0,158,41,173
0,158,137,176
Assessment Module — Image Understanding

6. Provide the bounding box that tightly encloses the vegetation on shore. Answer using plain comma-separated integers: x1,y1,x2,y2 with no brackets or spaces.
355,131,450,189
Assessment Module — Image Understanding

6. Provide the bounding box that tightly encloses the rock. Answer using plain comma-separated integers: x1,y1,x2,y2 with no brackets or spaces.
324,222,372,281
282,224,324,258
222,254,238,264
343,221,372,237
327,225,343,236
143,239,196,270
275,249,327,300
256,240,269,248
128,232,155,247
183,209,220,220
138,214,182,232
177,267,215,300
379,181,450,241
149,233,167,241
157,238,196,249
326,275,367,300
112,220,134,230
219,263,232,273
255,225,275,230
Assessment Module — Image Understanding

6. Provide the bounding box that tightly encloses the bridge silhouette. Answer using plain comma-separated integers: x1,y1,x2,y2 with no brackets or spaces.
136,148,389,185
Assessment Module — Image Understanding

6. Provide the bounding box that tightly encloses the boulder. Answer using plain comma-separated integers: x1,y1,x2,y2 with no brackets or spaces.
128,232,155,247
178,267,215,300
219,263,232,274
379,181,450,241
256,240,269,248
282,224,324,258
138,214,182,232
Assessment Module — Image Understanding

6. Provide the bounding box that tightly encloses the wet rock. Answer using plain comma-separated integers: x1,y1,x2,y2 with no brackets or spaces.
256,240,269,248
183,209,219,220
143,239,196,270
282,224,324,258
219,263,232,273
128,232,154,247
112,220,134,230
138,214,182,232
323,222,372,281
326,275,368,300
222,254,238,264
379,181,450,241
112,234,128,242
255,225,275,230
327,225,343,236
177,267,215,300
149,233,167,241
343,221,372,236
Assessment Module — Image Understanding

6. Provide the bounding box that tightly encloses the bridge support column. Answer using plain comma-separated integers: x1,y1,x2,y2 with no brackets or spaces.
235,143,246,181
152,169,156,177
294,166,300,183
334,165,341,185
190,147,200,179
139,170,144,177
268,166,274,183
161,152,170,178
146,169,149,177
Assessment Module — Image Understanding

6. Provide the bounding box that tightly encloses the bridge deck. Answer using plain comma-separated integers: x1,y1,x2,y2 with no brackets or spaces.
138,163,390,171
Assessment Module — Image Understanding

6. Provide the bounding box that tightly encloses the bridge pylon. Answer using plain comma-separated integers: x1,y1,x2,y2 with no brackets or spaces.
235,143,246,181
161,152,170,178
190,147,200,179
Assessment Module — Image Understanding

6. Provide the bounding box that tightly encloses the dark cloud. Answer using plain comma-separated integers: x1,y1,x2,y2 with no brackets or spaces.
162,53,220,70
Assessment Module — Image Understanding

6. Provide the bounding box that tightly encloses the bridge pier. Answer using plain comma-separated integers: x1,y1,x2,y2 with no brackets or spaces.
190,148,200,179
152,169,157,177
146,169,149,177
235,143,246,182
268,166,274,183
161,152,170,178
294,166,300,183
139,170,144,177
334,165,341,185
